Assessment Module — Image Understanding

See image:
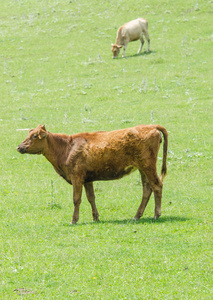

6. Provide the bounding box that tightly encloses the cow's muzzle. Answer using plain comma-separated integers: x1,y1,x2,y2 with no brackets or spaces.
17,145,27,154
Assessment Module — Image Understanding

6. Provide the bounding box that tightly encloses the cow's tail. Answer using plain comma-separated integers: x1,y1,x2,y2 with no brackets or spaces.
156,125,168,183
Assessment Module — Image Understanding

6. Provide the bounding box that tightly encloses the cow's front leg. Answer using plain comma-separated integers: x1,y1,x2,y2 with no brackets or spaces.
122,45,127,58
71,179,83,224
84,182,99,222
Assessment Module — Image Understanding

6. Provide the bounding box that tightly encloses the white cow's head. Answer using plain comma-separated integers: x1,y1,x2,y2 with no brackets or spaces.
111,44,122,58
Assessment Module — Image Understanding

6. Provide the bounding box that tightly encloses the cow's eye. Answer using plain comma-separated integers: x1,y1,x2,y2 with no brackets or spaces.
32,134,38,139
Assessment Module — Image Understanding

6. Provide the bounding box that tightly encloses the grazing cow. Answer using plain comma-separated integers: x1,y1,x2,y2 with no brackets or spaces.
111,18,150,58
17,124,168,224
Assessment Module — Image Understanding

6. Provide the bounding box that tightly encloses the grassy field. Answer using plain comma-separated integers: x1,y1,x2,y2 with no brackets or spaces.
0,0,212,298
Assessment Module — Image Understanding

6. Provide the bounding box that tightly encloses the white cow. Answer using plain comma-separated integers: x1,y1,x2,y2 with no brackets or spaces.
111,18,150,58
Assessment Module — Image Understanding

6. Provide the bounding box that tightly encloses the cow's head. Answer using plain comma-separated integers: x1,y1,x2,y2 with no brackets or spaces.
17,125,48,155
111,44,122,58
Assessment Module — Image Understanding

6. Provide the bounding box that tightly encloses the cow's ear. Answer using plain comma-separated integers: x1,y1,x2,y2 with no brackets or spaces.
118,45,122,48
38,125,47,139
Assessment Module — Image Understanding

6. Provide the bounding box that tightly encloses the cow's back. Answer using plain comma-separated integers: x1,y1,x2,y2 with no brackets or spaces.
81,125,159,149
120,18,147,43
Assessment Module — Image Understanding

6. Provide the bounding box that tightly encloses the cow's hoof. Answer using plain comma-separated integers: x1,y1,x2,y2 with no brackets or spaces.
71,220,78,225
92,214,100,222
154,214,161,220
92,219,100,222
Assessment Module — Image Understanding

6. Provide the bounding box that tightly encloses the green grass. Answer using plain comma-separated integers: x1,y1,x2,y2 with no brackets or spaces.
0,0,212,298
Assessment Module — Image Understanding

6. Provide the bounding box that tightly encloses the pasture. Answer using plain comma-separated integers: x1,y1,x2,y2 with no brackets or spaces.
0,0,212,298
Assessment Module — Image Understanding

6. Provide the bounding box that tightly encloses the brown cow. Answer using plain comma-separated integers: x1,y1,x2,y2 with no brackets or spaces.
111,18,150,58
17,124,168,224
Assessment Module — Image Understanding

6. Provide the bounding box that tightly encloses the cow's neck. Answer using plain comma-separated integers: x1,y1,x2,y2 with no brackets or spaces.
116,28,123,45
43,132,70,168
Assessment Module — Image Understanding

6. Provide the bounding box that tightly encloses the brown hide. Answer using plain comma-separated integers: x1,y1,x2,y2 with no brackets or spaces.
17,124,168,224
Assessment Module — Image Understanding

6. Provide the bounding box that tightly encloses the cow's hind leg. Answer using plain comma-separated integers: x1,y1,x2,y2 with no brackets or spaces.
144,30,150,52
138,35,145,54
134,171,152,220
84,182,99,222
144,168,163,219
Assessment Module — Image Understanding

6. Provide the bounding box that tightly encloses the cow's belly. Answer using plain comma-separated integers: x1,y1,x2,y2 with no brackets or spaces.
85,165,137,182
